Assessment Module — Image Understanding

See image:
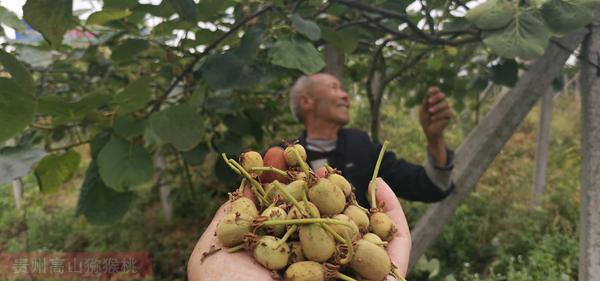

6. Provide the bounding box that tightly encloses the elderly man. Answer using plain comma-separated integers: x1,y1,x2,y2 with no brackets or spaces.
274,73,455,207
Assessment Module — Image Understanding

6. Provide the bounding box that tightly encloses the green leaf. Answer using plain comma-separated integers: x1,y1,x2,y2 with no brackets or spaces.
0,6,26,32
0,50,36,93
111,39,149,62
182,142,209,166
97,136,154,191
0,146,46,185
112,77,152,114
541,0,595,34
38,94,111,125
270,38,325,74
113,115,147,139
202,53,267,90
0,78,36,143
86,8,132,26
235,27,263,62
34,150,80,193
149,104,205,151
76,161,133,225
23,0,73,47
290,14,321,41
321,27,359,54
466,0,514,30
169,0,198,22
104,0,138,9
197,0,230,21
490,59,519,87
481,9,552,59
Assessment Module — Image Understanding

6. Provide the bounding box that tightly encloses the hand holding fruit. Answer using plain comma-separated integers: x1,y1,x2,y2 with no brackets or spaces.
187,143,410,281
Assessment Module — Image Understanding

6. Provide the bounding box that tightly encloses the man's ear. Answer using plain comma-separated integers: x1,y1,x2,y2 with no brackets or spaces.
299,95,312,112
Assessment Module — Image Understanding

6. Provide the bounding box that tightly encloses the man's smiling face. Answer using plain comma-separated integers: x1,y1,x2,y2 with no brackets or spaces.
307,73,350,126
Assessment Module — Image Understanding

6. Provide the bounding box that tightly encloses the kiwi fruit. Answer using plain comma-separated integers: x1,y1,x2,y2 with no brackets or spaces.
261,206,287,237
350,239,392,281
253,235,290,270
328,173,352,197
284,144,307,166
370,212,396,241
330,214,359,240
230,197,258,218
299,224,336,262
308,178,346,216
343,205,370,231
216,213,253,247
240,151,263,176
289,241,306,263
287,201,320,219
284,261,324,281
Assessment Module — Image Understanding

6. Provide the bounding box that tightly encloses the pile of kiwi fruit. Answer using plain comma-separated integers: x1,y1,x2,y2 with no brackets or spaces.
214,141,405,281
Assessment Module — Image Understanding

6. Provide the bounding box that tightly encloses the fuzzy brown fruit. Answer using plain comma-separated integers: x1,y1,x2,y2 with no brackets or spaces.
284,261,324,281
299,224,336,262
230,197,258,217
308,178,346,216
284,144,307,166
216,213,252,247
260,147,289,184
343,205,370,231
350,239,392,281
370,212,396,241
253,235,290,270
240,151,263,176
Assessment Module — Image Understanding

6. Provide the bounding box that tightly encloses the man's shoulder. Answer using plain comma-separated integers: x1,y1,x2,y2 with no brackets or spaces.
340,127,371,140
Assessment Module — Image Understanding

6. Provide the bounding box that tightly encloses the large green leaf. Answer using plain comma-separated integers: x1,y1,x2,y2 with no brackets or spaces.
104,0,138,9
270,38,325,74
197,0,230,21
34,150,81,193
321,27,359,54
169,0,198,22
234,27,263,62
113,115,147,139
0,50,36,94
482,9,552,59
23,0,73,47
0,6,26,32
202,53,266,90
182,142,209,166
290,14,321,41
112,77,152,114
97,136,154,191
0,78,36,143
149,104,205,151
111,39,150,62
466,0,514,30
38,93,111,125
541,0,597,34
76,161,133,225
87,8,132,26
0,146,46,185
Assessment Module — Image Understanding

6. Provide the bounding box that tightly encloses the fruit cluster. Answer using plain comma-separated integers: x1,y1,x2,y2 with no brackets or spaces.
215,142,404,281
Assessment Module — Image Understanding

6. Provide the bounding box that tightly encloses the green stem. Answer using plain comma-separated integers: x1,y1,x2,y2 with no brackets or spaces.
370,141,389,209
292,148,311,176
222,154,268,206
337,272,358,281
222,153,241,174
322,224,347,244
272,181,308,217
276,225,298,248
392,268,407,281
351,198,370,213
324,163,334,174
226,157,267,196
227,243,245,253
262,218,355,228
250,166,288,177
336,230,354,265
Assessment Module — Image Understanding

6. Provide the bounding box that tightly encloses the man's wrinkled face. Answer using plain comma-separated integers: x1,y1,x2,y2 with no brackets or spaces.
306,73,350,125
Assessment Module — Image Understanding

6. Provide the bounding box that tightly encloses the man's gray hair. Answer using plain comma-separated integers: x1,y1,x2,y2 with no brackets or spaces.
289,75,313,122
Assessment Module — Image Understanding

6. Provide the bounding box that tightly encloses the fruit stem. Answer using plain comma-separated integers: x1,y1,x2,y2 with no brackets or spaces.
370,141,389,209
351,198,370,213
249,166,288,177
337,231,354,265
276,225,297,248
336,272,358,281
262,218,355,228
291,148,311,177
272,181,308,217
222,154,269,206
322,223,347,244
227,243,245,253
324,163,334,174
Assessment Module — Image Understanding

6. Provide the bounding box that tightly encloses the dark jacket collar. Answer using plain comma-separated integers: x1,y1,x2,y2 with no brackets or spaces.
298,128,346,155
